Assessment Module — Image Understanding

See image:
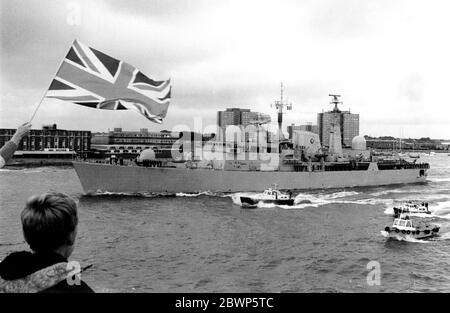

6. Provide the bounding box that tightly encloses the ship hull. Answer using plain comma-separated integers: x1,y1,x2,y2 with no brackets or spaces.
383,226,439,240
240,197,294,207
393,207,431,217
73,162,428,194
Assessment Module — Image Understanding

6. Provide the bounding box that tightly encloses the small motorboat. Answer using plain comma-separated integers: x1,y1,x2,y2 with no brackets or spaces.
383,213,439,240
393,200,431,217
240,187,294,208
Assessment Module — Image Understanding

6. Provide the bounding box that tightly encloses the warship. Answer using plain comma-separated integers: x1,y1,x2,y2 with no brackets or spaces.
73,91,430,194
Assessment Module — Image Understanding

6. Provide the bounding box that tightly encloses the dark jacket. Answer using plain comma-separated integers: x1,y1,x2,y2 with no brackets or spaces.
0,251,94,293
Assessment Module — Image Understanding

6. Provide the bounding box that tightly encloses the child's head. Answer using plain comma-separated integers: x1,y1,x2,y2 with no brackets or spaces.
21,192,78,257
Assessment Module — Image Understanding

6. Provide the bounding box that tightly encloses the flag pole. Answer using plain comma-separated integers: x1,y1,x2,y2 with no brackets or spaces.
28,39,77,123
29,89,49,123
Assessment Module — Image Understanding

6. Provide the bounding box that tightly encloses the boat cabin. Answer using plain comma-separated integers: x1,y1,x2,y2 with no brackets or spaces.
393,214,415,230
399,201,430,213
262,188,291,200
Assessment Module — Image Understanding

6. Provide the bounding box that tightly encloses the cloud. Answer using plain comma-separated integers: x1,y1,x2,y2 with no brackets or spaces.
1,0,450,139
102,0,213,20
310,0,377,38
399,73,424,103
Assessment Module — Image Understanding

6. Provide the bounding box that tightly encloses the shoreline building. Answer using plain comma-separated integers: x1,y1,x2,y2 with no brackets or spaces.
217,108,272,153
216,108,271,151
0,124,91,160
217,108,271,129
91,128,180,156
317,95,359,148
287,123,319,140
217,108,249,128
91,128,215,160
364,136,449,151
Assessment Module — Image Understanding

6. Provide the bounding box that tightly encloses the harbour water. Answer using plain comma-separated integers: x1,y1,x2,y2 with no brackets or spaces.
1,154,449,292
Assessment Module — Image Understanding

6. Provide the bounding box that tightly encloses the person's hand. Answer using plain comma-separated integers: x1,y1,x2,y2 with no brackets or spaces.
11,122,32,145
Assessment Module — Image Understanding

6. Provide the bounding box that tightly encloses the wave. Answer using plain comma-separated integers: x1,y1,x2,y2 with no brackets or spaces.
86,188,449,216
176,191,216,197
229,192,253,206
321,191,360,199
383,200,450,220
86,190,176,198
380,231,429,243
430,232,450,241
0,166,70,174
432,201,450,219
430,177,450,183
0,168,45,173
370,188,427,197
229,190,393,209
86,190,227,198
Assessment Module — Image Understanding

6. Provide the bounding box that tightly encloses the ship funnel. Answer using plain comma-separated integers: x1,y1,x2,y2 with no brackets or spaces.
328,124,343,157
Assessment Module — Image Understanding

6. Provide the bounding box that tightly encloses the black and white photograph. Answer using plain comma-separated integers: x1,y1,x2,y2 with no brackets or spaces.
1,0,449,303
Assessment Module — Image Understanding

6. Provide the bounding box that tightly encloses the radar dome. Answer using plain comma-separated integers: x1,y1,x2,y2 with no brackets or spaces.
138,148,156,162
352,136,367,150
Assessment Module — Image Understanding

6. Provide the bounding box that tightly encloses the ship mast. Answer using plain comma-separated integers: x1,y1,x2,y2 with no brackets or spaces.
328,94,343,157
271,82,292,142
329,94,342,112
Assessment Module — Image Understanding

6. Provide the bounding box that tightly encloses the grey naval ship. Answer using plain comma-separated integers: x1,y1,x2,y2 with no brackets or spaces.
73,92,429,194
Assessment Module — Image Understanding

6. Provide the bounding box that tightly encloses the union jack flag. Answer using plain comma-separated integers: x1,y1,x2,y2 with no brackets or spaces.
46,40,171,124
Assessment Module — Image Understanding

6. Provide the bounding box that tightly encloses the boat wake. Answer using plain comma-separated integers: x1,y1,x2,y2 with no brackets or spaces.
229,190,394,209
86,190,177,198
87,189,227,198
229,192,254,206
0,167,61,173
430,177,450,183
370,188,426,197
431,201,450,219
429,232,450,241
380,231,430,243
383,200,450,220
87,189,450,217
176,191,216,197
321,191,360,199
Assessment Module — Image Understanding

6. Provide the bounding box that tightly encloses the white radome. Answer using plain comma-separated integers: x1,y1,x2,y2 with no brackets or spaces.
138,148,156,162
352,136,367,150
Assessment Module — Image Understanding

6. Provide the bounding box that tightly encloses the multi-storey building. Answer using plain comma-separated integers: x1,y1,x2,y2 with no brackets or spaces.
217,108,270,128
365,139,396,150
342,114,359,148
91,128,215,159
317,95,359,148
217,108,250,128
216,108,271,145
287,123,319,140
0,124,91,157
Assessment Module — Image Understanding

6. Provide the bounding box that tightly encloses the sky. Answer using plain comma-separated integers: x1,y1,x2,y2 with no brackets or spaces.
1,0,449,139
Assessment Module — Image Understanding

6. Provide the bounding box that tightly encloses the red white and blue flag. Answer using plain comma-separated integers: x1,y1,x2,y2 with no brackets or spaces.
46,40,171,124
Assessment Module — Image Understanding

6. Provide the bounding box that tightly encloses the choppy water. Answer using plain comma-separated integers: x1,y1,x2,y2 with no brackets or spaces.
1,154,449,292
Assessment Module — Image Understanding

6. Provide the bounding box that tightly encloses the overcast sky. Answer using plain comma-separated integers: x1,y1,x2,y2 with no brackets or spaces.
1,0,449,139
